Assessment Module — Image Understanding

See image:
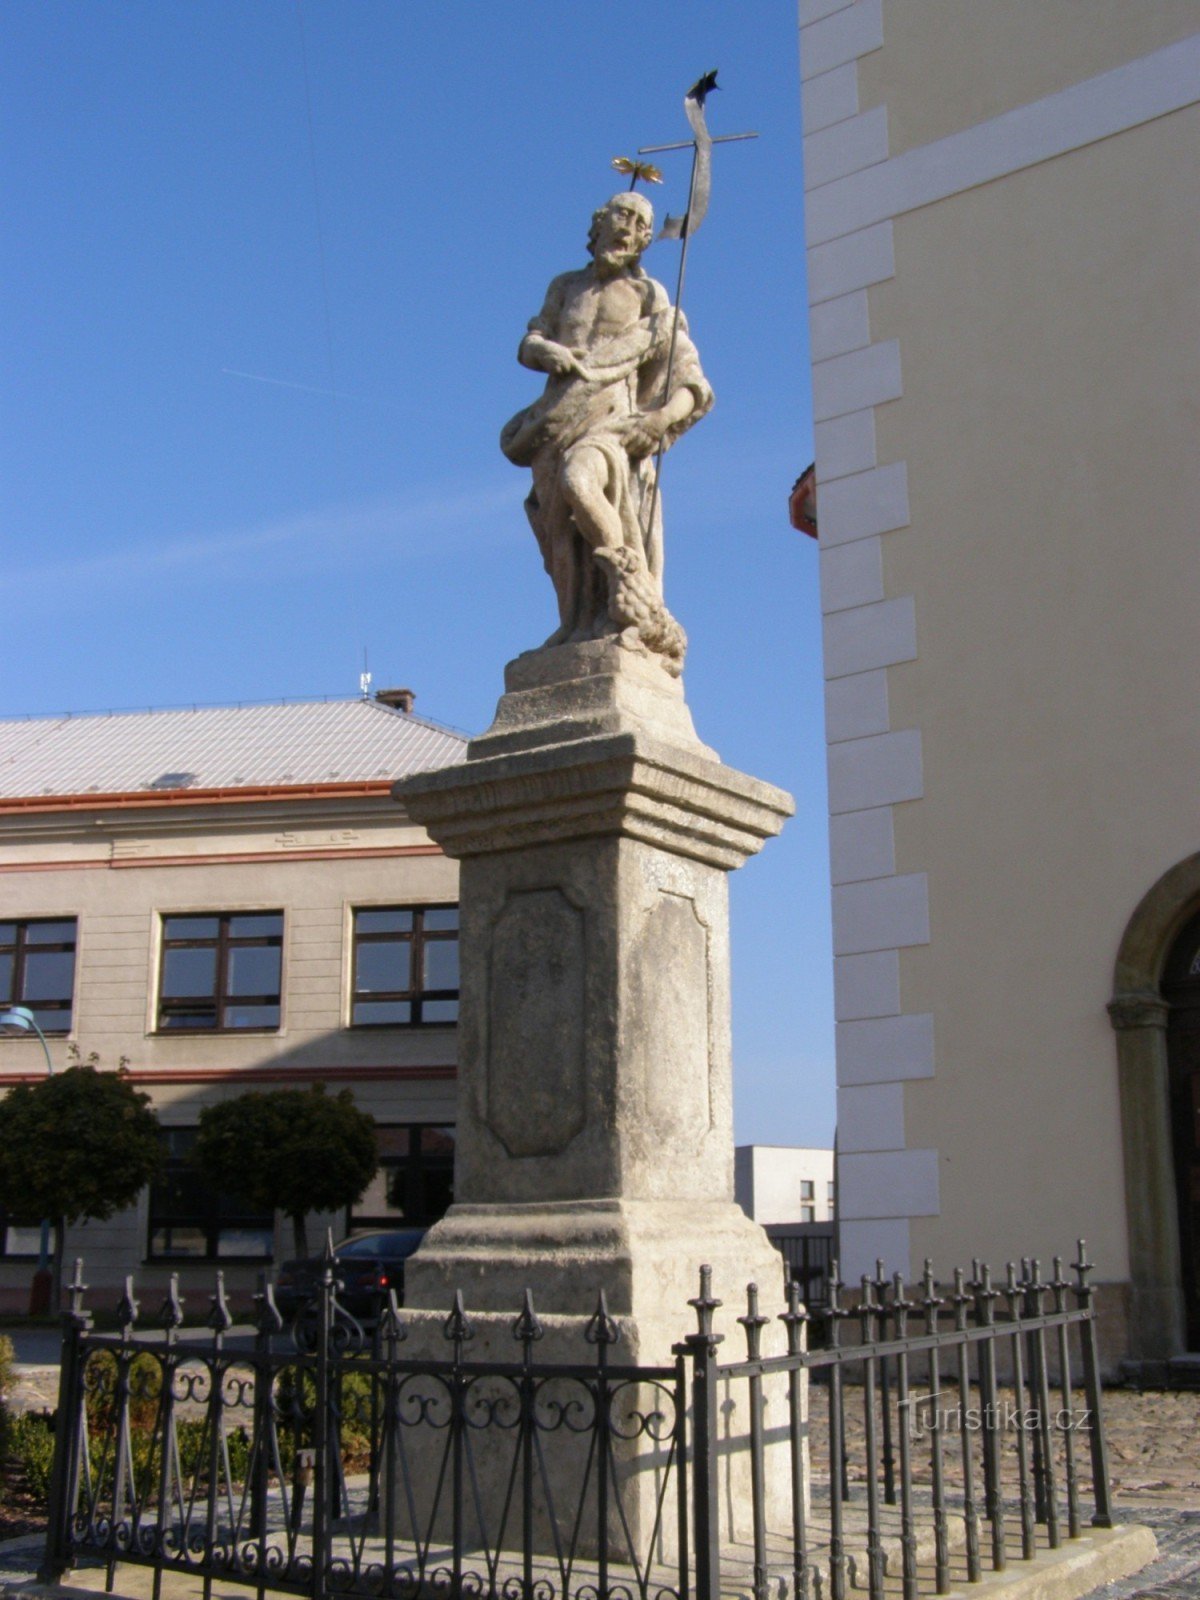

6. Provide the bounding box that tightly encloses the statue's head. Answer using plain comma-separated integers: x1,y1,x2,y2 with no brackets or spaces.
588,192,654,270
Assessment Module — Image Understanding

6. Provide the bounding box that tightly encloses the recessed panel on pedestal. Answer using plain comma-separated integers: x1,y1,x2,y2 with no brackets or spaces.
485,886,586,1157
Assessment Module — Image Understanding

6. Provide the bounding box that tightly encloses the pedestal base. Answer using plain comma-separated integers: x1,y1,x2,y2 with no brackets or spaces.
403,1198,799,1554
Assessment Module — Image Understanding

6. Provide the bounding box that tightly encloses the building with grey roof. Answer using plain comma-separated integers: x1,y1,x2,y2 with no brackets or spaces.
0,692,469,1310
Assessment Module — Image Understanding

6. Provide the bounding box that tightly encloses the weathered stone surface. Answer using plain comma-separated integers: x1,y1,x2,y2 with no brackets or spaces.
393,641,797,1549
500,195,713,677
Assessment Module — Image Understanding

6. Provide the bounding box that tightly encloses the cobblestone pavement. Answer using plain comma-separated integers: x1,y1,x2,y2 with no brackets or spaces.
1083,1388,1200,1600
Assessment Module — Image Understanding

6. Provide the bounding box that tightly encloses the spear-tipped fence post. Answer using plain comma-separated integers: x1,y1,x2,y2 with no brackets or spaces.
513,1289,544,1588
108,1273,139,1589
152,1275,185,1569
250,1273,281,1545
891,1273,918,1600
1021,1258,1048,1526
1005,1263,1035,1560
1051,1256,1081,1538
1073,1241,1113,1527
1028,1259,1060,1546
443,1289,474,1595
780,1281,811,1600
826,1263,847,1600
738,1283,770,1600
951,1267,981,1583
586,1289,621,1593
859,1277,884,1600
682,1266,723,1600
920,1260,950,1594
973,1262,1006,1573
379,1288,405,1575
39,1259,92,1584
311,1244,337,1600
202,1271,233,1594
874,1260,896,1507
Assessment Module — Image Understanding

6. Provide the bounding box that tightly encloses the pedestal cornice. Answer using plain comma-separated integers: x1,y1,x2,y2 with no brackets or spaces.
393,729,793,870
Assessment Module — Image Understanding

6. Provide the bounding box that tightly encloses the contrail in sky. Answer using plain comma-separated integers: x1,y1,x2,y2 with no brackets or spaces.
220,367,370,403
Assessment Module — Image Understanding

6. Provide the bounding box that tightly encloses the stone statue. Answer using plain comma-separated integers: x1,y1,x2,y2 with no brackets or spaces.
501,192,713,677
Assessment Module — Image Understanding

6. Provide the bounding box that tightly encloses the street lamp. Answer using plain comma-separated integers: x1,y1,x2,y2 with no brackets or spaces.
0,1004,56,1310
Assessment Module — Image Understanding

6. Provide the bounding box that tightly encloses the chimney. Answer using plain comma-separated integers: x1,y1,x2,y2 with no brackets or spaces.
375,687,415,714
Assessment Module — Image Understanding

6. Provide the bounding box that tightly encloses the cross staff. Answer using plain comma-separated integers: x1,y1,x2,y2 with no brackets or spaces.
638,73,757,543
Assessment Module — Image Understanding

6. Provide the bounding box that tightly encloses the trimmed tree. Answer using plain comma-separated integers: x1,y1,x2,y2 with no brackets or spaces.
0,1060,163,1293
194,1085,378,1257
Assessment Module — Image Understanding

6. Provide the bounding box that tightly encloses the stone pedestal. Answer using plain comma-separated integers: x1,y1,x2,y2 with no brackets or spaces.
391,639,796,1552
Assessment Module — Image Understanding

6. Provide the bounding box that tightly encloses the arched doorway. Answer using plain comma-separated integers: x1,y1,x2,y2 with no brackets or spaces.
1161,909,1200,1349
1109,855,1200,1363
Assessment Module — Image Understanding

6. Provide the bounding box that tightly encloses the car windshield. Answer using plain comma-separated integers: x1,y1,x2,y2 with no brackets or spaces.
336,1230,425,1259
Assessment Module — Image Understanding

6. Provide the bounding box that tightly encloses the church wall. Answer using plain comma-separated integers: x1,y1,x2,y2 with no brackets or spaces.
878,106,1200,1286
799,0,1200,1351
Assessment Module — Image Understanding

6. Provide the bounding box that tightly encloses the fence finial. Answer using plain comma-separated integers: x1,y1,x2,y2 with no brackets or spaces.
780,1278,808,1355
253,1271,282,1337
738,1281,768,1359
512,1287,544,1348
443,1288,474,1352
380,1286,407,1346
585,1287,620,1347
208,1270,232,1335
116,1275,139,1337
160,1273,184,1331
67,1258,89,1320
688,1263,722,1341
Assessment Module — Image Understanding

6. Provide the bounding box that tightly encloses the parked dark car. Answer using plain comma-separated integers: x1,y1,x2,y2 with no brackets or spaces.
274,1228,427,1320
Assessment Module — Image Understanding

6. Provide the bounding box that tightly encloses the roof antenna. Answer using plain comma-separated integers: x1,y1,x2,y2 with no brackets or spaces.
359,648,372,700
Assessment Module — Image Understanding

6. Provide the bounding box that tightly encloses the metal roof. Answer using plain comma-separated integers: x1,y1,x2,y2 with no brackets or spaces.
0,699,469,800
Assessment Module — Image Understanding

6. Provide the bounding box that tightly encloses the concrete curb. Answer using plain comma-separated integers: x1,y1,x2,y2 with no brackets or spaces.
0,1523,1158,1600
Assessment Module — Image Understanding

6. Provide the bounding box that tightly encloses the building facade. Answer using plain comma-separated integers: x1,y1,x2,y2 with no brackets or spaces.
799,1,1200,1370
0,696,466,1309
735,1144,836,1226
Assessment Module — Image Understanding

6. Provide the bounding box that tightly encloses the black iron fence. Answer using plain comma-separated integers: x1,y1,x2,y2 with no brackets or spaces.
40,1241,1113,1600
764,1223,835,1311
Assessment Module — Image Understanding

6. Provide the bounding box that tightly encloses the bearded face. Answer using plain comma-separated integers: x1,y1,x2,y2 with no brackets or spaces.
589,196,654,271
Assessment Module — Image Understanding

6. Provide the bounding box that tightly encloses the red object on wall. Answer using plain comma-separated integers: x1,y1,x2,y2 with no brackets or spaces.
789,464,818,538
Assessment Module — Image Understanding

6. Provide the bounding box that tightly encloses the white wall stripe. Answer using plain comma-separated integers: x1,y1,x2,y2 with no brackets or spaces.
839,1218,911,1280
806,34,1200,246
813,341,903,423
828,728,923,814
835,953,902,1024
824,595,916,678
809,290,872,362
832,872,930,956
829,806,896,886
815,409,878,482
825,670,890,744
800,0,882,81
820,537,884,616
837,1082,905,1147
808,221,894,303
805,105,890,191
816,460,909,542
801,62,861,137
799,0,856,29
837,1013,935,1086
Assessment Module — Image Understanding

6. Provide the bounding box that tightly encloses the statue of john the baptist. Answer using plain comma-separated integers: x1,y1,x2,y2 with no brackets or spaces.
500,191,713,677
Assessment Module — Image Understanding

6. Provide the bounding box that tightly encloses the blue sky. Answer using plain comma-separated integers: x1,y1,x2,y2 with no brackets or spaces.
0,2,829,1144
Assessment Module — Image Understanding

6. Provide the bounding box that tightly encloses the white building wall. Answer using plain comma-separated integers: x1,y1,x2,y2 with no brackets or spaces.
735,1145,836,1225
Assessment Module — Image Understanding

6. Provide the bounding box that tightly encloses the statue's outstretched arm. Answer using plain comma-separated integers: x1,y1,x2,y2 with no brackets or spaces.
517,273,581,377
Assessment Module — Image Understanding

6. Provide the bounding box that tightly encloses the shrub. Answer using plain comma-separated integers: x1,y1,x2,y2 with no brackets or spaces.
7,1411,56,1504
